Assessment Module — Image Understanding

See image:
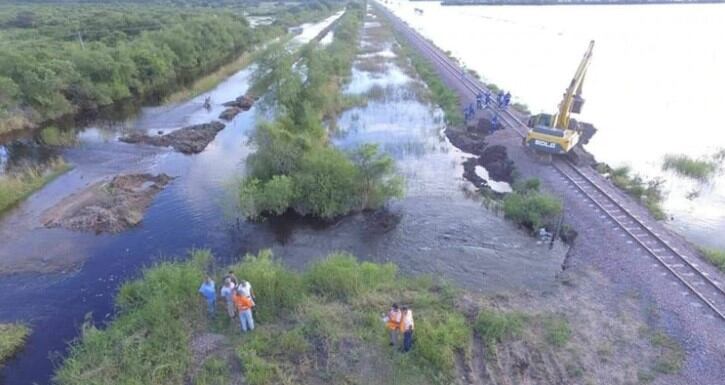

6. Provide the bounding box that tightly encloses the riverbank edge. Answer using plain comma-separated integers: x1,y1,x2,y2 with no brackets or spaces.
0,323,30,367
0,159,72,217
0,8,341,141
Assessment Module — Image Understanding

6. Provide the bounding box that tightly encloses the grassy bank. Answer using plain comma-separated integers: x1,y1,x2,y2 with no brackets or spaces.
0,323,30,366
503,178,562,232
54,250,473,384
0,158,71,215
699,247,725,272
596,163,666,220
164,49,262,104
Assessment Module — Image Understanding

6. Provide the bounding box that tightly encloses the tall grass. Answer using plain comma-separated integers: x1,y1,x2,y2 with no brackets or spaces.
55,249,475,384
55,250,211,385
699,247,725,272
0,157,71,215
662,154,717,181
0,323,30,366
502,183,562,231
475,309,526,349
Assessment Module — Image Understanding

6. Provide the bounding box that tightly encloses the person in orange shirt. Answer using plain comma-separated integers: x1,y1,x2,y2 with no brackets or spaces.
232,287,255,332
399,306,414,352
384,303,402,347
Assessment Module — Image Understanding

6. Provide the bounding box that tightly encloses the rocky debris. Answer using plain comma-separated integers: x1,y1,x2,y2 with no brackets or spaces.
222,95,255,110
219,107,242,121
480,145,515,183
119,121,225,154
42,173,172,234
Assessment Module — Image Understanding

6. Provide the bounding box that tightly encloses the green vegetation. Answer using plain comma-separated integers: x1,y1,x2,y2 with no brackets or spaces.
0,1,338,134
597,163,666,220
55,249,475,384
475,309,525,348
662,154,718,181
698,247,725,273
648,331,684,374
0,323,30,366
542,314,570,347
394,37,463,127
240,7,403,219
503,178,562,231
0,157,70,215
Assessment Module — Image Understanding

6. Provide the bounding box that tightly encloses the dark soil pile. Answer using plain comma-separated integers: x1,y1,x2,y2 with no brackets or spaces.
120,121,225,154
222,95,255,110
219,107,242,121
479,145,515,183
42,173,172,233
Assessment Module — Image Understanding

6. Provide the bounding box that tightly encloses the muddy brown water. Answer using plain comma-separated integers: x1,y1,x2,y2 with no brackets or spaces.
0,13,564,385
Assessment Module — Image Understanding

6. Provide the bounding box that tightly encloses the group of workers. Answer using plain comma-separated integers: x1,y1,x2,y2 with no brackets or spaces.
383,303,415,352
463,89,512,128
198,271,256,333
200,276,416,351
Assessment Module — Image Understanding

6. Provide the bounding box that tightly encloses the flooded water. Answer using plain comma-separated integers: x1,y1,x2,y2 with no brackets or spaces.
384,1,725,250
0,9,565,385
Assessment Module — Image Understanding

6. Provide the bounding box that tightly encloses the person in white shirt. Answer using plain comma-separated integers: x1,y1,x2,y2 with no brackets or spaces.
400,306,415,352
220,278,236,319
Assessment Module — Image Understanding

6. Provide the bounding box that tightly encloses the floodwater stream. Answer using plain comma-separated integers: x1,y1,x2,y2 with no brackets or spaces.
383,1,725,250
0,8,565,384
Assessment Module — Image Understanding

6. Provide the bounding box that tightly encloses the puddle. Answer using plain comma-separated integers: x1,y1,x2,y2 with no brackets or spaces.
475,165,513,193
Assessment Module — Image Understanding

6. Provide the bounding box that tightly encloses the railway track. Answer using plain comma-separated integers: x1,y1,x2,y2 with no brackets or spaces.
375,2,725,321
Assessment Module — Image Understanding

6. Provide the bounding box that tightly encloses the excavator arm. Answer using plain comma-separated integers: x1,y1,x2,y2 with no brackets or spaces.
554,40,595,130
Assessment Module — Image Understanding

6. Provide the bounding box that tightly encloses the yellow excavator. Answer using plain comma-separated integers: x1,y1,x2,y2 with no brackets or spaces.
525,40,596,155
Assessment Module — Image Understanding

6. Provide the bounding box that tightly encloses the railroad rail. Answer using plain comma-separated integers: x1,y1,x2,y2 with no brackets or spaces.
374,2,725,321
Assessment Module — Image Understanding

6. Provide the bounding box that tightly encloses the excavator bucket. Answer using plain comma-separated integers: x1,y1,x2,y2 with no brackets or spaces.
571,95,585,114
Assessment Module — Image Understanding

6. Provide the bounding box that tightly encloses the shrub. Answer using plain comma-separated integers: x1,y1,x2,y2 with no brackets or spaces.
475,309,525,348
607,166,666,220
230,250,304,323
543,315,570,347
304,252,397,301
662,154,717,181
414,312,471,375
503,190,562,231
292,148,359,218
350,143,404,210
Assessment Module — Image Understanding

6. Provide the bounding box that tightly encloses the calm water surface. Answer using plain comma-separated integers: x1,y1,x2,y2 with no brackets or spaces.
385,1,725,249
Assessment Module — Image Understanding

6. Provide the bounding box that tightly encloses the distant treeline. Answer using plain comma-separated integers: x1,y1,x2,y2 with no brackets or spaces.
0,1,338,134
440,0,724,5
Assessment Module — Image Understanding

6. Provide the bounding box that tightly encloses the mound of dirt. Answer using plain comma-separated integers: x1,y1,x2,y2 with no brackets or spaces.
119,121,225,154
222,95,254,110
479,145,514,183
42,173,172,233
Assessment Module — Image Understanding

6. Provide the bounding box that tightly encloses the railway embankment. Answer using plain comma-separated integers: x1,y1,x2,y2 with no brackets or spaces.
374,1,725,383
